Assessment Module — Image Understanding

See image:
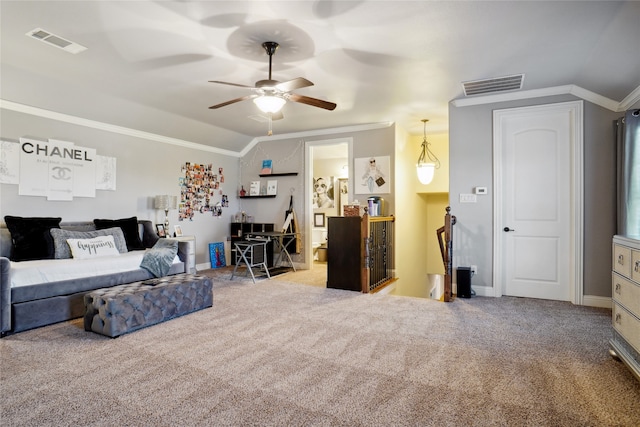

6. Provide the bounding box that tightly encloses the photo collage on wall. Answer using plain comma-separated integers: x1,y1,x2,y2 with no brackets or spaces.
179,162,229,221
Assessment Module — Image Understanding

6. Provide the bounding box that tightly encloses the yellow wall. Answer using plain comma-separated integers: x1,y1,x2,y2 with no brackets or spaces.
393,128,449,298
423,193,449,275
416,133,449,193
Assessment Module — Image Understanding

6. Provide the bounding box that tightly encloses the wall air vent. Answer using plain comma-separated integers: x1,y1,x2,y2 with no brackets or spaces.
26,28,87,54
462,74,524,96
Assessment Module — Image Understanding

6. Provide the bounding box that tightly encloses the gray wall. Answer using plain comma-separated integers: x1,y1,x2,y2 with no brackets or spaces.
240,125,396,265
449,95,620,298
0,109,239,268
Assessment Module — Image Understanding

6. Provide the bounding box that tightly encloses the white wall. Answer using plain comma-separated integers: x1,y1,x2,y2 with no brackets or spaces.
449,94,619,299
0,109,240,269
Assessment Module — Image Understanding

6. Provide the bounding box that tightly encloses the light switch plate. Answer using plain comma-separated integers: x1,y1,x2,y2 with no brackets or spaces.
459,193,477,203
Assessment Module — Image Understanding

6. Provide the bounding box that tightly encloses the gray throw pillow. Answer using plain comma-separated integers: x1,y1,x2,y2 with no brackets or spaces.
50,227,128,259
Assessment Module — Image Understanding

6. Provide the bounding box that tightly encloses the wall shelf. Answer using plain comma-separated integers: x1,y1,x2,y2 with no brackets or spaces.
239,195,277,199
259,172,298,177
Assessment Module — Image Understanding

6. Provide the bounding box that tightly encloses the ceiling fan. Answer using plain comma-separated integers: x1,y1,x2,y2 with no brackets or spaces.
208,41,337,115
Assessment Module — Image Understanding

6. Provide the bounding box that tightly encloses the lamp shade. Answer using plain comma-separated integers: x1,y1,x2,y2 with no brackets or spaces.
253,95,286,113
416,119,439,185
154,195,177,210
417,163,436,185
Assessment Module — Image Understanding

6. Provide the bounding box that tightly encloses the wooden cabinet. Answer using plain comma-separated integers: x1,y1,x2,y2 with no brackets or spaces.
611,235,640,381
327,216,363,291
230,222,275,266
326,215,396,293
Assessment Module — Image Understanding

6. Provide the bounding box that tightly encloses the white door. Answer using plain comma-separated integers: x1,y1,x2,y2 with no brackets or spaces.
493,101,583,302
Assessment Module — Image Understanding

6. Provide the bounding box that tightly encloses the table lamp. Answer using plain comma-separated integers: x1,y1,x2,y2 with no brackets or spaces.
154,195,178,232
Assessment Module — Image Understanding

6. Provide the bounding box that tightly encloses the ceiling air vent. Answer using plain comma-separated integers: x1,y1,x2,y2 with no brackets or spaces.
462,74,524,96
26,28,87,54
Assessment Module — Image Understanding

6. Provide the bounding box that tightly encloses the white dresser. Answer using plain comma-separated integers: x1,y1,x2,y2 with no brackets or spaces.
611,235,640,381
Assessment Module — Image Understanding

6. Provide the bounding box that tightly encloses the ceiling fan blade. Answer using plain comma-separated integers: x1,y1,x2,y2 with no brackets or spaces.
287,93,337,111
276,77,314,92
208,80,254,89
209,94,257,109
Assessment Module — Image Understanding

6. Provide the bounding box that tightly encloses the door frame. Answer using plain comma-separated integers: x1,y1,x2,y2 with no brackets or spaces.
492,100,584,304
303,137,353,270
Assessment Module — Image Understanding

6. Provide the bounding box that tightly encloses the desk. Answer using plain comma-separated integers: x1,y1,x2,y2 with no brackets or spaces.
231,241,270,283
246,231,297,272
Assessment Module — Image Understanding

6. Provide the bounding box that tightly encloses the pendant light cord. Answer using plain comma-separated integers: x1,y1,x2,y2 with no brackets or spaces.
418,119,440,168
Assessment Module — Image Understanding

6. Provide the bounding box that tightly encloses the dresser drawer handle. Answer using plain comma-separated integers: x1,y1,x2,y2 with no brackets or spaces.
615,313,622,324
618,254,624,265
635,260,640,273
615,283,621,294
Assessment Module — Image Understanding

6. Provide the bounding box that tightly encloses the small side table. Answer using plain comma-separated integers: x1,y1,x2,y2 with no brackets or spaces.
168,235,196,274
231,241,271,283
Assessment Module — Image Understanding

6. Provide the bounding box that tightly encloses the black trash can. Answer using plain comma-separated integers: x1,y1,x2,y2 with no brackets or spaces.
457,267,472,298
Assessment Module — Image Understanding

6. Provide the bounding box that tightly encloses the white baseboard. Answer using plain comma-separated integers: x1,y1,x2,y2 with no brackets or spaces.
193,265,612,309
467,286,611,308
196,261,304,273
471,285,495,297
582,295,611,309
196,262,211,271
375,283,397,295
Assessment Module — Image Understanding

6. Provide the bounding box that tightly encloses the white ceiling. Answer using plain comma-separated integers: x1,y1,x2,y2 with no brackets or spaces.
1,1,639,154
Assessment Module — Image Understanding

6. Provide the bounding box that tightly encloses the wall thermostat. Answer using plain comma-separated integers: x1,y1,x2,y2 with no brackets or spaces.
474,187,487,195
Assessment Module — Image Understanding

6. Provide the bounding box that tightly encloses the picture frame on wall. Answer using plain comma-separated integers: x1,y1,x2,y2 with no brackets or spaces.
354,156,391,194
313,176,335,208
174,225,183,237
156,224,166,237
337,178,349,216
314,213,326,228
249,181,260,196
267,179,278,195
261,159,273,175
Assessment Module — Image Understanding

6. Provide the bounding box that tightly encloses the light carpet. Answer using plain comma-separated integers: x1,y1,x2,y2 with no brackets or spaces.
1,268,639,426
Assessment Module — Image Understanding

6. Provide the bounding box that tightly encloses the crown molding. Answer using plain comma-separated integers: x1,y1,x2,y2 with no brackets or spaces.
0,99,241,157
2,99,394,158
568,85,619,111
619,85,640,111
238,121,394,157
450,84,636,113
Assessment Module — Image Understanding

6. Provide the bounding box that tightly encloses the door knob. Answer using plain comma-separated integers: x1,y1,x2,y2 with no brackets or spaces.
503,227,515,232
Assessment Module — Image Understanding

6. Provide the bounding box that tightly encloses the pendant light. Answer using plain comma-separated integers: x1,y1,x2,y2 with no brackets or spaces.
416,119,440,184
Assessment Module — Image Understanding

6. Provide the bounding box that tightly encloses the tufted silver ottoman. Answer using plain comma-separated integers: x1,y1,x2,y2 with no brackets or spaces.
84,274,213,338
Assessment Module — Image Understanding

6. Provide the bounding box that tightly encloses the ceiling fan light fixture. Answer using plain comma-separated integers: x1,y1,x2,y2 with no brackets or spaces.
253,95,286,113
